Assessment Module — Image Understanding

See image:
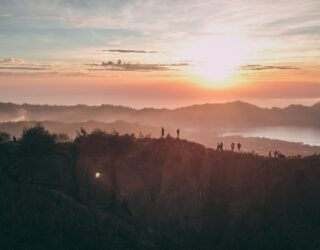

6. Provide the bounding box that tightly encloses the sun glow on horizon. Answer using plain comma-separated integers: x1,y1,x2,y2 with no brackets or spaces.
176,36,254,88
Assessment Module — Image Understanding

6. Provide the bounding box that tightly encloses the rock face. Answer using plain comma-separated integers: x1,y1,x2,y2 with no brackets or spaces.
1,136,320,249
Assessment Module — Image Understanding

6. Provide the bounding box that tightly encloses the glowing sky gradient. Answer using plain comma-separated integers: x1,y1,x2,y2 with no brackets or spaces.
0,0,320,107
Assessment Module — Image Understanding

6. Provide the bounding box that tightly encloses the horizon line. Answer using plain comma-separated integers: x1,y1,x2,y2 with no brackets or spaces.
1,100,319,111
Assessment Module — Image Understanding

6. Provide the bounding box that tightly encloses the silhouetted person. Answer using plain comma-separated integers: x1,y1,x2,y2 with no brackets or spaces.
231,143,235,151
274,150,278,158
216,143,220,151
220,142,224,151
237,143,241,151
177,129,180,139
161,127,164,139
269,151,272,157
13,136,17,143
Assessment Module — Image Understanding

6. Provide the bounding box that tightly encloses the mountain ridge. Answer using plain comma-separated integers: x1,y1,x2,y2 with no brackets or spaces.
1,100,320,128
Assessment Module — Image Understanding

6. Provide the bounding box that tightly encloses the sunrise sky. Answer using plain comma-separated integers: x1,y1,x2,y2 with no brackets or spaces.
1,0,320,108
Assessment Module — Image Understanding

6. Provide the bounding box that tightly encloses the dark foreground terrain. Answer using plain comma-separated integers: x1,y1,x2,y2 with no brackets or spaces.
1,125,320,249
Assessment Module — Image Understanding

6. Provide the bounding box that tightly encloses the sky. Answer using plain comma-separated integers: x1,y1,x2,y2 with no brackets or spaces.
0,0,320,108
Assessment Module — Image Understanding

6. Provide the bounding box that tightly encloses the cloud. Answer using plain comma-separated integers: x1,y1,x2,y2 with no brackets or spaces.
0,58,51,71
0,58,25,64
86,60,189,72
98,49,159,54
239,64,300,71
0,66,49,71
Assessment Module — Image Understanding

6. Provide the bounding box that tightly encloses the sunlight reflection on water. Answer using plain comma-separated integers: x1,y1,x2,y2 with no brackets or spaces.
221,126,320,146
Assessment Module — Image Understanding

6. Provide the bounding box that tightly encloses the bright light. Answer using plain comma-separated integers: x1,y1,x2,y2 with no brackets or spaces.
95,172,101,178
175,36,252,87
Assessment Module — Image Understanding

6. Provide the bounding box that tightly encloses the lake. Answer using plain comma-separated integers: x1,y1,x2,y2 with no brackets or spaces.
221,126,320,146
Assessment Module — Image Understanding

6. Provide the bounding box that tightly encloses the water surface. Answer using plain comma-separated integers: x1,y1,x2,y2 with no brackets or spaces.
221,126,320,146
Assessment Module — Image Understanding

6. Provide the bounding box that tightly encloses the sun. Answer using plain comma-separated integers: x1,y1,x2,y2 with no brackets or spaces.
176,36,252,87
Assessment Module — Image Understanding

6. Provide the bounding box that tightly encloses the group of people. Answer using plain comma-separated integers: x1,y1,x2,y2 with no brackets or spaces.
231,142,242,151
159,127,287,158
161,127,180,139
217,142,242,152
269,150,286,159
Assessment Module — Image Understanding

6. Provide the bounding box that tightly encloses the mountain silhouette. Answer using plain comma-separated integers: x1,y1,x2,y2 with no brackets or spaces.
1,101,320,128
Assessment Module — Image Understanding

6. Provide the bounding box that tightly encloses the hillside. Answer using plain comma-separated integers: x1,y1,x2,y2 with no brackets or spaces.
1,101,320,128
1,126,320,249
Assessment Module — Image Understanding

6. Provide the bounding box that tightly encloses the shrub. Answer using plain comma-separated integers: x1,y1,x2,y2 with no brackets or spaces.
20,123,56,155
53,132,70,143
0,132,10,143
75,129,135,157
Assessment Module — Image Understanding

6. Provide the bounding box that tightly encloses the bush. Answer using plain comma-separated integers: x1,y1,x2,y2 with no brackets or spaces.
53,133,70,143
0,132,10,143
20,123,56,155
75,129,135,157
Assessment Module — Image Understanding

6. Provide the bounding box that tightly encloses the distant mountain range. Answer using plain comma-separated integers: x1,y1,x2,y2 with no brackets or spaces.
1,101,320,128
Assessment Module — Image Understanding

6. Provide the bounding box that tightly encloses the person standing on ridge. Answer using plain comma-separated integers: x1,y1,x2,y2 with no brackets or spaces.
177,129,180,139
231,143,235,151
161,127,165,139
237,142,241,151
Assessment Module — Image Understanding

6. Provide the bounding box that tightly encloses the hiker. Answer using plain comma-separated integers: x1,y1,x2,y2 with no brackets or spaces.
13,136,17,143
220,142,224,151
269,151,272,157
161,127,165,139
274,150,278,158
231,143,235,151
177,129,180,139
237,142,241,151
216,143,220,151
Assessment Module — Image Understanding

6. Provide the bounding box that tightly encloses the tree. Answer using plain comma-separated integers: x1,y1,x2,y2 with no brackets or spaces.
20,123,55,155
53,133,70,143
0,132,10,143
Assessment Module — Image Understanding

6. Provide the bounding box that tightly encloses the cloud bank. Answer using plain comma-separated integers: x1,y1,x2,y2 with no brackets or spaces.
240,64,300,71
86,60,189,72
98,49,158,54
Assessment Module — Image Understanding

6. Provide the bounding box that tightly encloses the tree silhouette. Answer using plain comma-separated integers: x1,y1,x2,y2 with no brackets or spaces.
53,132,70,143
20,123,55,156
0,132,10,143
